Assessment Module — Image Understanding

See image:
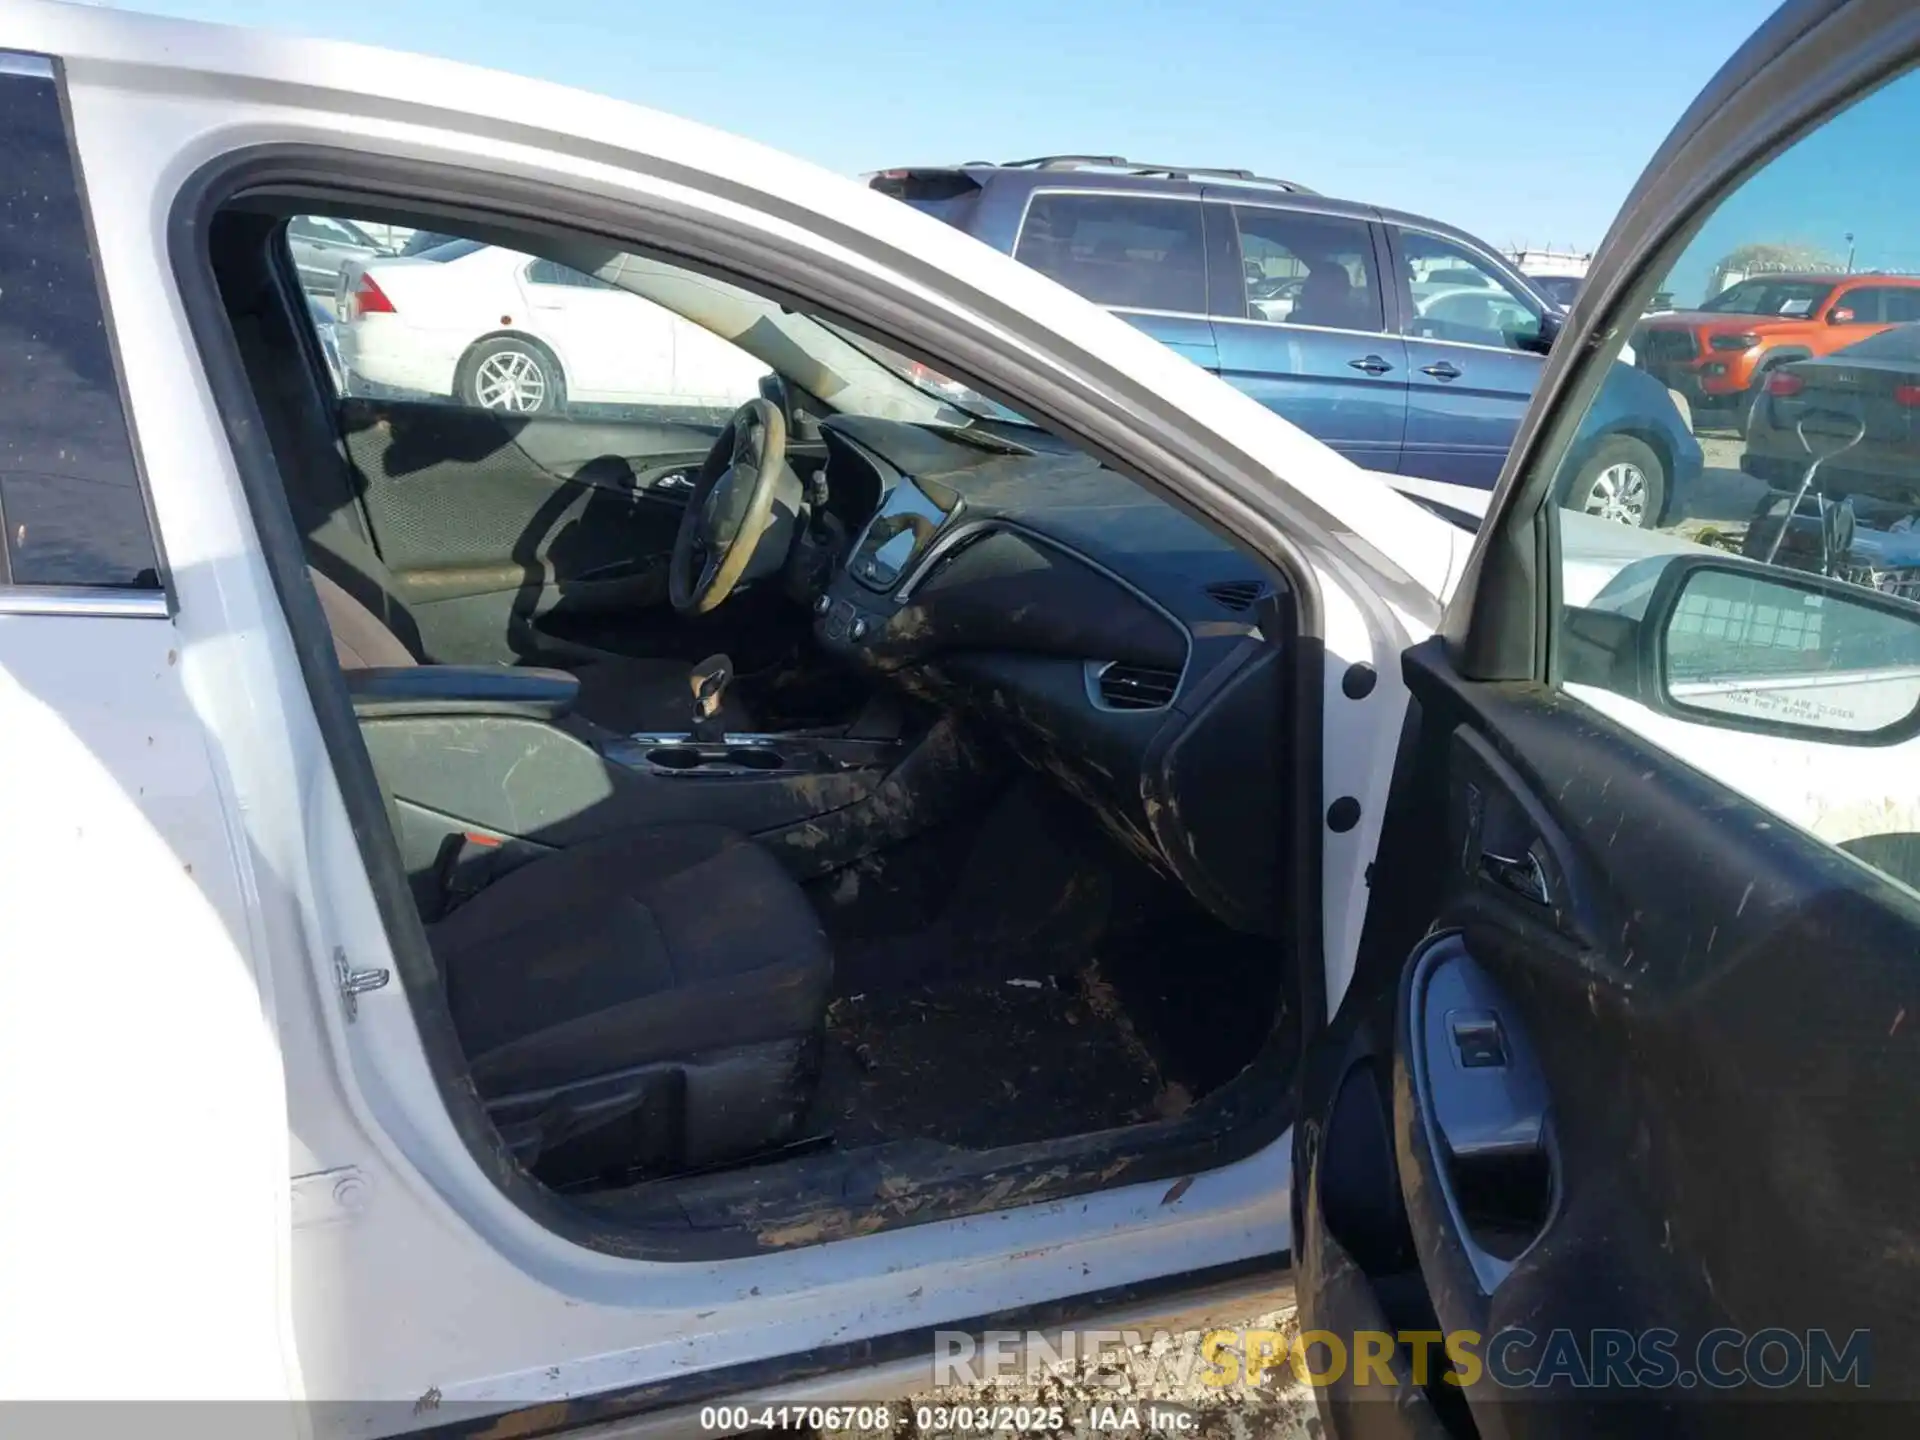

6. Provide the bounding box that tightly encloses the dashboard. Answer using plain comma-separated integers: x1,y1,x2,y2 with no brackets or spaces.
804,414,1294,939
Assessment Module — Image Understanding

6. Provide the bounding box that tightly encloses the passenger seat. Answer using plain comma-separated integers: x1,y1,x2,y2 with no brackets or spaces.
430,823,833,1181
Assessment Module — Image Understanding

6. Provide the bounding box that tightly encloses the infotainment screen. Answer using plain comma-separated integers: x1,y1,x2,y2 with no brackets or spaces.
847,474,962,592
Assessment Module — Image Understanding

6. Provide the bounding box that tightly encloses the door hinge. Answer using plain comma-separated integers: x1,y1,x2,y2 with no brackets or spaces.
335,946,390,1021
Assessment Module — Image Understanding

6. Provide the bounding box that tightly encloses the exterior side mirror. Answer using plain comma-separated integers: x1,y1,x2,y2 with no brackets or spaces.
1828,305,1857,324
1518,309,1561,355
1639,555,1920,742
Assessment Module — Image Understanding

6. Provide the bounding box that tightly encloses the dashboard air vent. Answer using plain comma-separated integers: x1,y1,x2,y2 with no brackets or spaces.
1094,662,1180,711
1205,579,1267,612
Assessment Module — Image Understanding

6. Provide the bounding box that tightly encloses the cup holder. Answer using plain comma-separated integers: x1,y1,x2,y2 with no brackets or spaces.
646,746,706,770
725,747,783,771
643,744,785,773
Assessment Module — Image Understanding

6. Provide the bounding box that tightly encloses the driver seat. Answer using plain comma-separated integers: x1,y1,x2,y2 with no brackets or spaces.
308,561,753,734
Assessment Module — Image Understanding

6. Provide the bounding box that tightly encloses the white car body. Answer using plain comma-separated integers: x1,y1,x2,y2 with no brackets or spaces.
338,241,768,410
0,1,1907,1433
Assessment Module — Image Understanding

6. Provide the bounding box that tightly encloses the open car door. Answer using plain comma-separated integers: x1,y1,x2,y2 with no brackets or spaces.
1295,2,1920,1434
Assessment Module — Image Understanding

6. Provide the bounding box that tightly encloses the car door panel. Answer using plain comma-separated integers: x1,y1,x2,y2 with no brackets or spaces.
1113,309,1219,369
515,263,676,401
1301,639,1920,1431
338,397,716,662
1206,206,1407,467
1398,344,1541,488
1386,224,1544,488
1212,319,1409,467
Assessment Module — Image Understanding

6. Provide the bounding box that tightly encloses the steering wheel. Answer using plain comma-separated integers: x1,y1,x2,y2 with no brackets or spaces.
670,397,790,615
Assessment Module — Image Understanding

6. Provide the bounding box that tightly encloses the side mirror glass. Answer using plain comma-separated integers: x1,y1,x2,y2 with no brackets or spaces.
1828,305,1857,324
1645,557,1920,740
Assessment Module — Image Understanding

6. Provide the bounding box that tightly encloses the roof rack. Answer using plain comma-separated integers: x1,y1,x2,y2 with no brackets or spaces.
994,155,1315,193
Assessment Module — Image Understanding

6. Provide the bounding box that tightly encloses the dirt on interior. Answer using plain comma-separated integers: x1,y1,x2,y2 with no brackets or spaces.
810,971,1175,1149
801,775,1290,1150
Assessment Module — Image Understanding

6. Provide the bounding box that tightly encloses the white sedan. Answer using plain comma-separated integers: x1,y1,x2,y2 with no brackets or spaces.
334,238,769,413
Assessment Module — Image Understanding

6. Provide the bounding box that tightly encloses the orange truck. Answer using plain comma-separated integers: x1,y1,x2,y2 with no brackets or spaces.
1634,271,1920,422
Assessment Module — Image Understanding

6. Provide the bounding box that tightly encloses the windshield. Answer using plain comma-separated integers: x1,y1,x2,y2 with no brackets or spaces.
572,248,991,427
817,328,1034,425
1699,278,1834,316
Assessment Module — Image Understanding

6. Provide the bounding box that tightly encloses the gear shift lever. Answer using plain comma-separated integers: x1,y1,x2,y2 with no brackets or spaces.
689,653,734,744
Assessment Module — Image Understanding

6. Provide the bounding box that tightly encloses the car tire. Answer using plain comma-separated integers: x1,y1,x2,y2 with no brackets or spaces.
1563,435,1666,528
456,336,565,414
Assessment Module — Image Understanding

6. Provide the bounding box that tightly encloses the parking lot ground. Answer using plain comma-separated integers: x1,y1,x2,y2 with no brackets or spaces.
818,1307,1315,1439
1673,432,1764,550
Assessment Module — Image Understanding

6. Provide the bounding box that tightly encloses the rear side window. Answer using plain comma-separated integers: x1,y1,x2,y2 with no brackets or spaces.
1231,207,1383,331
0,58,159,589
1014,193,1207,314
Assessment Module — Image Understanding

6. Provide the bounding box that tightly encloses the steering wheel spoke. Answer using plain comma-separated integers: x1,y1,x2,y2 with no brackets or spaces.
669,399,789,616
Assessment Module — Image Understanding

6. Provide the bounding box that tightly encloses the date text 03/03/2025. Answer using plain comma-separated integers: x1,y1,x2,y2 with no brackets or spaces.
696,1403,1206,1432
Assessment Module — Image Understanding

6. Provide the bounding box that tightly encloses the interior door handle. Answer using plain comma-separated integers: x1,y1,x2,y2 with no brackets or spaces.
1347,354,1393,375
1479,846,1551,906
1422,361,1463,381
653,471,697,494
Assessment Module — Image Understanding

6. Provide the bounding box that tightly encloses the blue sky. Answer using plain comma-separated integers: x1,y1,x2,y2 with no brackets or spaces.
104,0,1780,251
1665,71,1920,307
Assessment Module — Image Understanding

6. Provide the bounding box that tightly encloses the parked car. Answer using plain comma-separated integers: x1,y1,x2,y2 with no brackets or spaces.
397,228,459,256
333,237,769,414
285,211,387,296
1635,270,1920,426
1741,320,1920,513
870,156,1700,526
7,4,1920,1436
306,296,346,394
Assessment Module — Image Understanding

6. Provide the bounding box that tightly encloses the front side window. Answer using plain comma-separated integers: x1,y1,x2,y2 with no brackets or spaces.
0,60,159,589
1534,62,1920,893
1231,207,1382,331
1398,231,1544,352
1014,193,1207,314
288,217,770,421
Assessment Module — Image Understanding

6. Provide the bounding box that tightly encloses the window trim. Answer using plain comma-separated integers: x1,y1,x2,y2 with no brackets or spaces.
0,50,172,603
1010,185,1214,321
0,586,169,618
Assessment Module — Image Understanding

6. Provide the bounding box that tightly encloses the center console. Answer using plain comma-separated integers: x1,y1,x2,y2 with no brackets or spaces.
814,470,964,654
601,731,908,778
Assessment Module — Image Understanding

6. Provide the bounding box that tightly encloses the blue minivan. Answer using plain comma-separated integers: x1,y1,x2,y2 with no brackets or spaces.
872,157,1700,527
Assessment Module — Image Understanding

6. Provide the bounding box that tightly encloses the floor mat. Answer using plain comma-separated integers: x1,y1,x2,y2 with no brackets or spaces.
802,774,1293,1149
808,975,1178,1149
812,778,1116,997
